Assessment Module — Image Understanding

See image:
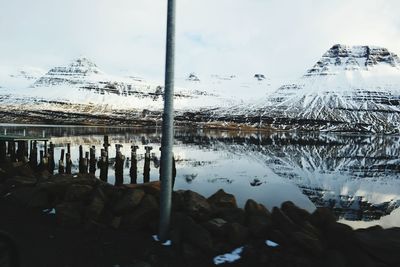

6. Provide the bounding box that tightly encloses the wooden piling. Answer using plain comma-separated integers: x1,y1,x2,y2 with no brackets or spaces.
143,146,153,183
66,152,72,174
130,145,139,184
0,141,6,163
48,142,55,174
29,141,38,169
98,149,108,182
9,141,16,162
58,149,65,174
89,146,96,174
115,144,124,186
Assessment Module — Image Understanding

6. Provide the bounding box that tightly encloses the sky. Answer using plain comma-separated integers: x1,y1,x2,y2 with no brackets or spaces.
1,0,400,88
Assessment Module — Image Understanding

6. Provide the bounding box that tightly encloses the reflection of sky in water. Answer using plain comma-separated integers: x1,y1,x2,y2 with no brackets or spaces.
1,124,399,227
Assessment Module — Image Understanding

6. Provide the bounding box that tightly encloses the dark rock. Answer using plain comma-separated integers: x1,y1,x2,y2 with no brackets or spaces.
246,214,272,238
113,189,145,215
172,213,213,253
290,230,324,255
244,199,270,217
28,188,52,209
182,242,202,262
218,207,246,225
55,201,82,227
123,181,160,197
281,201,311,226
64,184,93,201
225,222,249,246
207,189,237,210
322,250,347,267
324,222,376,267
271,207,298,234
5,176,37,188
356,226,400,266
310,207,337,230
180,190,212,221
202,218,227,237
84,190,105,222
109,216,122,229
121,194,159,230
6,187,35,205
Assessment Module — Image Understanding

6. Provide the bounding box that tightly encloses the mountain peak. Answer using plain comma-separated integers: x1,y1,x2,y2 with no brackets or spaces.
305,44,400,76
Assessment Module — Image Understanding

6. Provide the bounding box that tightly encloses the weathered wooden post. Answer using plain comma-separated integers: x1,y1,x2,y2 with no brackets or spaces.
58,149,65,174
48,142,55,174
84,151,89,174
98,148,108,182
130,145,139,184
66,152,72,174
9,141,16,162
78,145,84,174
16,141,24,162
103,135,110,161
143,146,152,183
29,141,38,169
0,141,6,163
115,144,124,185
89,146,96,174
38,150,49,171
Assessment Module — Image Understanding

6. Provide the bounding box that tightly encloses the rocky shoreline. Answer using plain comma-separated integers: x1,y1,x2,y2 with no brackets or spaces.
0,162,400,267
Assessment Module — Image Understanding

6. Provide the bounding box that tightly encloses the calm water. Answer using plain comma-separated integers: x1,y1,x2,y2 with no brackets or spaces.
1,124,400,227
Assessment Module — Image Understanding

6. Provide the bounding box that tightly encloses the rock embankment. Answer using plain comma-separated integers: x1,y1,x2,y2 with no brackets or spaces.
1,162,400,267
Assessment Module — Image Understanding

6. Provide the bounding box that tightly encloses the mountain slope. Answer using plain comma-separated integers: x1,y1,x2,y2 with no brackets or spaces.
205,45,400,133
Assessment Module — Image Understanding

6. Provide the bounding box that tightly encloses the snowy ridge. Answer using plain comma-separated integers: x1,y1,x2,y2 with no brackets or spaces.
0,57,242,112
208,44,400,133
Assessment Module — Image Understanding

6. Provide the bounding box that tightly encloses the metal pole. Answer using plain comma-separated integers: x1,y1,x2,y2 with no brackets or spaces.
159,0,176,242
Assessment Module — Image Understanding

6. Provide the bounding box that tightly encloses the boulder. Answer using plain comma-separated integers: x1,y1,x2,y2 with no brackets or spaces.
202,218,227,237
64,184,93,201
6,187,35,205
121,194,159,230
225,222,249,246
310,207,337,230
55,202,83,227
113,189,145,215
290,230,324,255
207,189,237,210
244,199,270,217
271,207,298,234
109,216,122,229
246,214,272,238
218,207,246,225
180,190,212,221
356,226,400,266
172,213,214,253
322,250,347,267
281,201,311,226
123,181,160,197
4,176,37,188
84,189,106,222
28,188,52,209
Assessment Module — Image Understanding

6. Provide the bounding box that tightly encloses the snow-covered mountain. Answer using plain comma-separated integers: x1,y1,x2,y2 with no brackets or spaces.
0,57,272,125
205,45,400,133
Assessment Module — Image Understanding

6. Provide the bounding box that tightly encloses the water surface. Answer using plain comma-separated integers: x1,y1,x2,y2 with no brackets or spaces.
1,124,399,227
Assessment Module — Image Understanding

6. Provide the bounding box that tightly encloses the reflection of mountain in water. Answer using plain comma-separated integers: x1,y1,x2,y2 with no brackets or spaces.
173,131,400,221
1,125,399,221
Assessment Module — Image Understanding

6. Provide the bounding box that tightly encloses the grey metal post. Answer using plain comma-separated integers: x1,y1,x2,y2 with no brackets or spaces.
159,0,176,242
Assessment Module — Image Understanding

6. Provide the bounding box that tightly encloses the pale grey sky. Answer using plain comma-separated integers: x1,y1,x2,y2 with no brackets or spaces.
1,0,400,85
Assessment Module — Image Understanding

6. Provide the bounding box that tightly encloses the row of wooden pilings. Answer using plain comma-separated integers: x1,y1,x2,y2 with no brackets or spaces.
0,136,160,186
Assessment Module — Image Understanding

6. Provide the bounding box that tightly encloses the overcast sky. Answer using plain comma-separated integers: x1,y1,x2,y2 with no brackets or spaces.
1,0,400,86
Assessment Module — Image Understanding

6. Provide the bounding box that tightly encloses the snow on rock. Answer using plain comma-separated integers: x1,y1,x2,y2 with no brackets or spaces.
211,44,400,133
213,246,244,265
